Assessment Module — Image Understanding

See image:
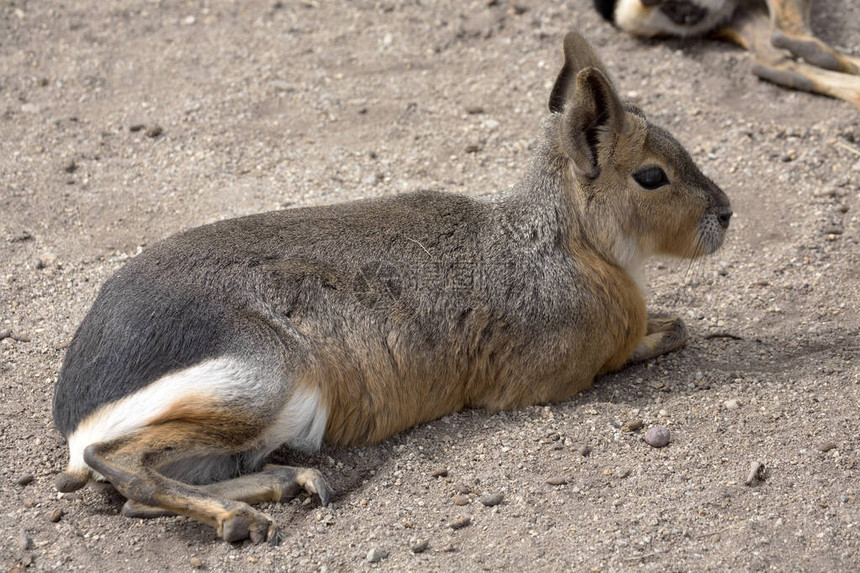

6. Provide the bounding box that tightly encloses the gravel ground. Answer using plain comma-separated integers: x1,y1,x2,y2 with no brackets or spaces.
1,0,859,571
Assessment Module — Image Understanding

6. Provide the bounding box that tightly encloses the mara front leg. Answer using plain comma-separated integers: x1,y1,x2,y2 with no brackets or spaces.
626,314,689,366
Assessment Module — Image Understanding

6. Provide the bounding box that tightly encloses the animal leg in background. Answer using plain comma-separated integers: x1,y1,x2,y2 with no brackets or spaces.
764,0,860,74
716,6,860,107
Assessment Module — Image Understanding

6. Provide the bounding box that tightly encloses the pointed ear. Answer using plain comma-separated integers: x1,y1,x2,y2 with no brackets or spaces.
559,67,628,179
549,31,617,113
549,32,628,178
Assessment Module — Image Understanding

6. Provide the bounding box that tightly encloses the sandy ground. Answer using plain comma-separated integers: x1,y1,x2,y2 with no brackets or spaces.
1,0,859,571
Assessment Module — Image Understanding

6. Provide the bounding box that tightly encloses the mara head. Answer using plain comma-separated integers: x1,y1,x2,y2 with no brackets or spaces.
548,31,732,269
594,0,738,38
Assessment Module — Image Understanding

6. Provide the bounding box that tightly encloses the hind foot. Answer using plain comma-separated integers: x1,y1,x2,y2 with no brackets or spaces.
121,465,332,532
266,465,332,506
217,504,279,544
55,470,89,493
122,500,177,519
201,464,333,507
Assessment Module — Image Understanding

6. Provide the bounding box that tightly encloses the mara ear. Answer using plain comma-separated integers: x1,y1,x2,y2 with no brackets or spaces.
558,67,628,179
549,31,616,113
549,32,628,178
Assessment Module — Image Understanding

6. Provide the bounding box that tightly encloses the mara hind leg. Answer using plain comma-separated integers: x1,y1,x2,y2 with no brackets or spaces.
58,317,330,541
83,423,329,544
122,464,331,521
716,7,860,107
764,0,860,74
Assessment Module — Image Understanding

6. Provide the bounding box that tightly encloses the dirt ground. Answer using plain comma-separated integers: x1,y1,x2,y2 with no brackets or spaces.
2,0,859,571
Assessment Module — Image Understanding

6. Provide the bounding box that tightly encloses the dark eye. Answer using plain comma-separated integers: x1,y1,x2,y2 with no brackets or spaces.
632,166,669,190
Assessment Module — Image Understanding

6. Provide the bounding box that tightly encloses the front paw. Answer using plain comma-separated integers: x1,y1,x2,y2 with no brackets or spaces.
628,316,688,365
647,315,688,348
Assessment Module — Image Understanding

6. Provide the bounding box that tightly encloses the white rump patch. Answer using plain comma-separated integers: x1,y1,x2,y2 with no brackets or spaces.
65,358,275,475
66,358,330,478
255,386,328,456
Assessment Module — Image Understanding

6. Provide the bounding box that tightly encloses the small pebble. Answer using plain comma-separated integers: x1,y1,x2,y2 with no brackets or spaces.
623,419,644,432
9,231,33,243
452,494,469,506
270,80,296,93
546,476,567,486
745,461,766,486
724,399,740,410
465,105,485,115
50,508,64,523
16,474,34,486
189,557,202,569
480,493,503,507
18,531,32,551
448,515,471,530
817,442,837,452
430,467,448,478
36,251,58,269
464,143,481,154
129,124,145,132
366,547,388,563
455,483,471,494
411,539,429,554
145,125,163,138
644,426,671,448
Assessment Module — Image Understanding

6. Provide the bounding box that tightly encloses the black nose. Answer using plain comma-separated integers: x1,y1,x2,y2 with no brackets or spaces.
717,209,733,229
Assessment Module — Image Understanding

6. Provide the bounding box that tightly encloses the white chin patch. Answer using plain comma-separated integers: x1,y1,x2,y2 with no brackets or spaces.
613,233,646,291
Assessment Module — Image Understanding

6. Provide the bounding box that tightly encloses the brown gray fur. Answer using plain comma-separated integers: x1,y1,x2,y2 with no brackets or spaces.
52,31,732,544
